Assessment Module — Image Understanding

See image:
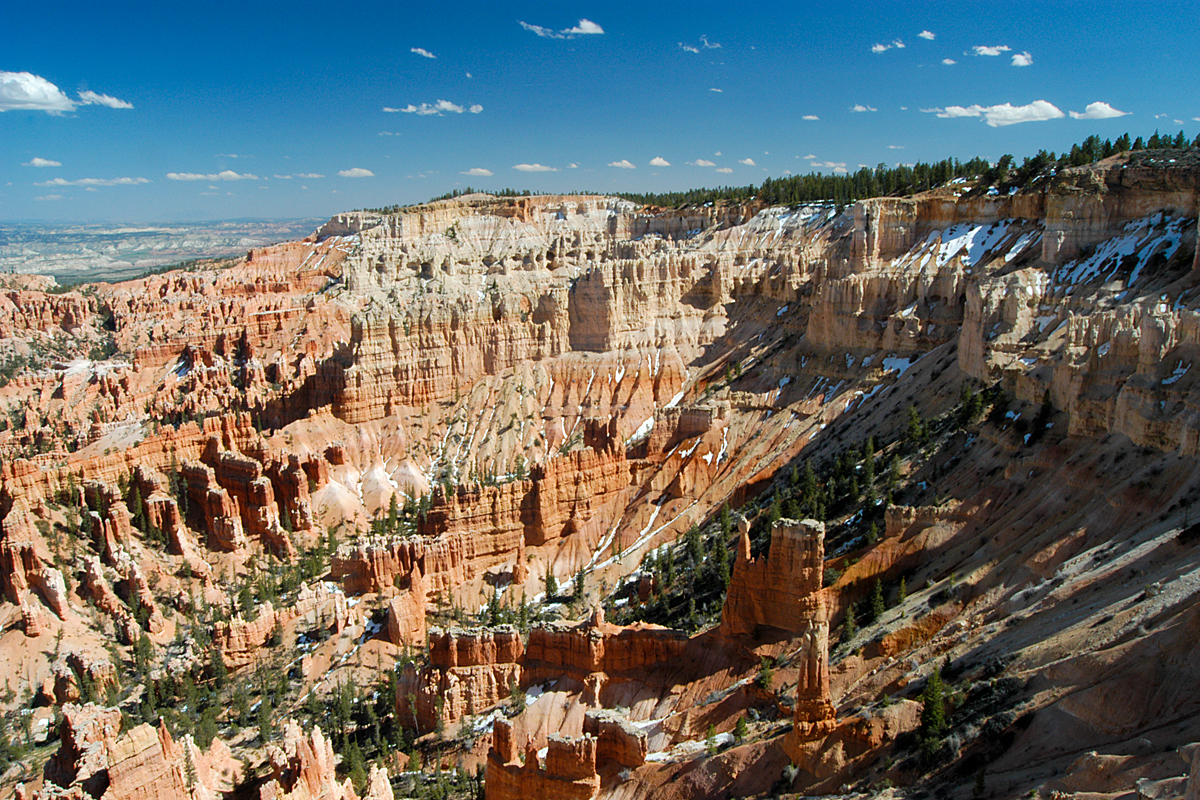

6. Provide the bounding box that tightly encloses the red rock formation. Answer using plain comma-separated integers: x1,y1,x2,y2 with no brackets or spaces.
397,627,523,731
521,608,688,689
266,454,318,533
334,419,627,631
83,556,140,644
21,595,48,636
82,481,135,564
719,519,837,748
583,709,647,769
259,720,386,800
524,421,629,547
39,654,118,706
719,518,826,639
182,459,247,552
201,440,293,558
0,539,70,621
126,560,166,635
485,718,599,800
134,465,184,548
214,584,351,669
38,702,241,800
385,571,427,649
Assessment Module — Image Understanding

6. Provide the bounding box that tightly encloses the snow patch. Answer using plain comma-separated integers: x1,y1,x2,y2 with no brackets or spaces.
1163,360,1190,385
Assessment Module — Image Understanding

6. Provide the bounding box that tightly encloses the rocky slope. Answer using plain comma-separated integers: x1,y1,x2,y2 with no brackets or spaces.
0,153,1199,800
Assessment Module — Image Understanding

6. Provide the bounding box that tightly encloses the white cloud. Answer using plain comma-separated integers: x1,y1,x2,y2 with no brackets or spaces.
462,167,493,176
519,19,604,39
379,131,401,136
275,173,324,179
0,74,133,115
77,90,132,109
513,163,558,172
167,170,259,181
35,176,149,187
927,99,1064,127
851,104,877,112
274,174,292,179
609,160,636,169
715,167,733,173
649,157,670,167
871,39,906,53
1069,101,1130,120
802,114,819,121
568,163,579,168
888,145,905,149
918,30,935,40
972,45,1011,56
35,194,64,201
24,157,61,167
411,47,437,59
681,35,721,53
714,151,722,156
1011,51,1033,67
567,19,604,35
803,154,817,159
338,168,374,178
942,58,957,65
386,99,477,115
0,72,75,113
738,158,756,166
692,159,716,167
710,88,722,93
812,161,847,169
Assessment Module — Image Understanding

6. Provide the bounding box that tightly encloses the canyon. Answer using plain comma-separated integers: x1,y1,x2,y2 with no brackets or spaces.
1,150,1199,800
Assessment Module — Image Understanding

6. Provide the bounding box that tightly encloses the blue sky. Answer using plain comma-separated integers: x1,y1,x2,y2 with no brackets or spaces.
3,1,1197,222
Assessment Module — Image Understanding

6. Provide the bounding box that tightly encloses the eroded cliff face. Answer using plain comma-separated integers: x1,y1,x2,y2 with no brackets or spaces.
2,154,1200,800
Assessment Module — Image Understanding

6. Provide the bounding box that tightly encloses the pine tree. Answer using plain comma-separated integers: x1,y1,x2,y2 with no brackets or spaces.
387,494,399,535
843,601,858,643
518,594,530,631
920,665,947,737
869,579,886,622
906,405,926,446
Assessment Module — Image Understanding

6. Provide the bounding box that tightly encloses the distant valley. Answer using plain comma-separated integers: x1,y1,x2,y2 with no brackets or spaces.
0,219,323,283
